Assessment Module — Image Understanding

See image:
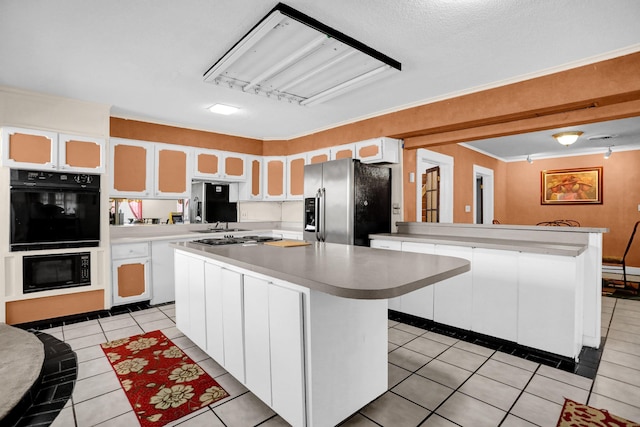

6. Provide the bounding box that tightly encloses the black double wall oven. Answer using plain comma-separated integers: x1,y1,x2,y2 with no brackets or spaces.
10,169,100,293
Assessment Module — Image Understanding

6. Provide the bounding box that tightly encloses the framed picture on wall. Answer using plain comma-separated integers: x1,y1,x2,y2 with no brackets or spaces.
541,167,603,205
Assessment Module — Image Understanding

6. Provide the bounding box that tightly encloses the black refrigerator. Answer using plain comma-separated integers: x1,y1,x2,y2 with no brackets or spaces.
303,158,391,246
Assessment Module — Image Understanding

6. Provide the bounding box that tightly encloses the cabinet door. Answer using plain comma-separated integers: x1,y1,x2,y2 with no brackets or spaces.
239,156,262,200
174,251,191,336
221,268,245,383
112,257,151,305
269,284,305,427
263,157,286,200
244,276,272,405
330,144,355,160
58,134,105,173
187,256,207,350
1,127,58,170
204,262,225,363
286,154,306,200
193,148,223,179
401,242,436,320
472,248,518,342
355,137,400,164
155,144,190,198
433,245,473,330
307,149,330,165
222,153,246,180
110,138,154,198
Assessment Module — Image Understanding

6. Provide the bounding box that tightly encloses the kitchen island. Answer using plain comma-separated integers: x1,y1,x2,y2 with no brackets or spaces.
171,240,469,427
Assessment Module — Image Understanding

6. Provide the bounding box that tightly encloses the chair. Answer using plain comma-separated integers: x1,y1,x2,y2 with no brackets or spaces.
492,219,500,224
536,219,580,226
602,221,640,290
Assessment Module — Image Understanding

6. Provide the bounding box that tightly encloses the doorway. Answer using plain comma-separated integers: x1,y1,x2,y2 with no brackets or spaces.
473,165,494,224
422,166,440,222
416,149,453,223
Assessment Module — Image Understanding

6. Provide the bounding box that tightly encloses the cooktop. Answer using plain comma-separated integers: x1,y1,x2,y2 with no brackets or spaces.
193,235,281,246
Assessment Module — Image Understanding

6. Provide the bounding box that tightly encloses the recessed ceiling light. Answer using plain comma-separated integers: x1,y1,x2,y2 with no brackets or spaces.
208,104,239,115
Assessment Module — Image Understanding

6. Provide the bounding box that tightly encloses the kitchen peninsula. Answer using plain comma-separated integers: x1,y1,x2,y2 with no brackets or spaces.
371,222,606,360
171,240,470,427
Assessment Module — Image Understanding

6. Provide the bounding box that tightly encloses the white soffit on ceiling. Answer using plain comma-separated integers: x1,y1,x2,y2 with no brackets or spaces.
203,2,401,106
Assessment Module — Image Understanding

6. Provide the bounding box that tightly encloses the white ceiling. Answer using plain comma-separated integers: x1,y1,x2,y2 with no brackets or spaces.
1,0,639,159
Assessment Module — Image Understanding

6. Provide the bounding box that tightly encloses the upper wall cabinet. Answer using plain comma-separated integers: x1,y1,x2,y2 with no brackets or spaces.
330,144,355,161
355,137,401,164
193,148,246,181
110,138,190,199
306,148,330,165
239,155,262,201
110,138,155,198
286,153,306,200
154,144,191,198
263,156,287,200
1,127,105,173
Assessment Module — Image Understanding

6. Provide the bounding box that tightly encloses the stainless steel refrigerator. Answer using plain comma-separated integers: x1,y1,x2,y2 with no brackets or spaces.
303,158,391,246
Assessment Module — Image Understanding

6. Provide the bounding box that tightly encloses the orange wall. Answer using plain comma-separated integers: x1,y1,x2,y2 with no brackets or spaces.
503,150,640,267
110,117,264,155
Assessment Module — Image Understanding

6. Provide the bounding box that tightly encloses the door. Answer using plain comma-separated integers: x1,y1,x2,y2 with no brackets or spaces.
322,158,353,244
422,166,440,222
476,176,484,224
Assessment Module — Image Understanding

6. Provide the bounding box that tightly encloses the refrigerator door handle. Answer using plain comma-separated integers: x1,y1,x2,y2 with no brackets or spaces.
320,187,326,242
315,188,322,242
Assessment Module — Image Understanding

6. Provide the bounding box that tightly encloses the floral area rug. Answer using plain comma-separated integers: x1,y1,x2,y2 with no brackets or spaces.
556,398,640,426
101,330,228,427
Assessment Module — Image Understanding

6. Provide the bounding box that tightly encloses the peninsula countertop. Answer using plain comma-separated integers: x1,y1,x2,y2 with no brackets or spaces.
170,240,470,299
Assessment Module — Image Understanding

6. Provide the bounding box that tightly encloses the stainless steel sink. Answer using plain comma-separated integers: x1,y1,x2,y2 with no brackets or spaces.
191,228,249,233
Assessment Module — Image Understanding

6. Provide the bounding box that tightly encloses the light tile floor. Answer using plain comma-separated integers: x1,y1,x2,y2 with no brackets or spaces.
43,296,640,426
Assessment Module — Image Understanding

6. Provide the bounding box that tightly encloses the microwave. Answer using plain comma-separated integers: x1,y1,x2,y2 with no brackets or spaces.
23,252,91,294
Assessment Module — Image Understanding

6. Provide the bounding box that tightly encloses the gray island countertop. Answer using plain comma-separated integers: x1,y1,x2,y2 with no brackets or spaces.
170,241,470,299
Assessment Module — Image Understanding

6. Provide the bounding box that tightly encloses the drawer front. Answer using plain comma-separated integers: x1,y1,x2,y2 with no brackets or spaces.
370,239,402,251
112,243,149,259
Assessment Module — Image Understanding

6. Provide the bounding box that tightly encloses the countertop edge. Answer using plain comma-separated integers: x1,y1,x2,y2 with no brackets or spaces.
369,233,588,256
170,242,470,300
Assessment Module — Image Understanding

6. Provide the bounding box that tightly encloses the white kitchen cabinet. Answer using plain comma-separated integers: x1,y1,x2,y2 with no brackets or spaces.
243,275,272,404
400,241,436,320
355,137,401,163
110,138,190,199
306,148,330,165
150,237,192,305
154,143,191,199
110,138,155,198
221,267,245,383
472,248,518,342
239,155,262,200
370,239,402,311
204,261,225,363
518,252,581,358
330,143,355,160
172,251,206,349
286,153,306,200
193,148,246,181
263,156,287,200
268,283,305,427
173,251,207,349
433,244,473,330
174,251,191,338
111,242,152,306
1,126,105,172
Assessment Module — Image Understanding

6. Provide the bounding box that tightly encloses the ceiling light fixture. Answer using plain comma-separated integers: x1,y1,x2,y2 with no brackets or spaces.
604,146,613,159
208,104,239,115
552,131,583,146
526,155,533,164
203,3,401,106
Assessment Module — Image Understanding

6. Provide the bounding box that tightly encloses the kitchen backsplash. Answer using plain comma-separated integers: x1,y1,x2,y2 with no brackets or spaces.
238,200,303,223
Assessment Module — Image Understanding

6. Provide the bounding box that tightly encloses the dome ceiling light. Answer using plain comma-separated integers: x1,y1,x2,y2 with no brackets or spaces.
552,131,584,146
